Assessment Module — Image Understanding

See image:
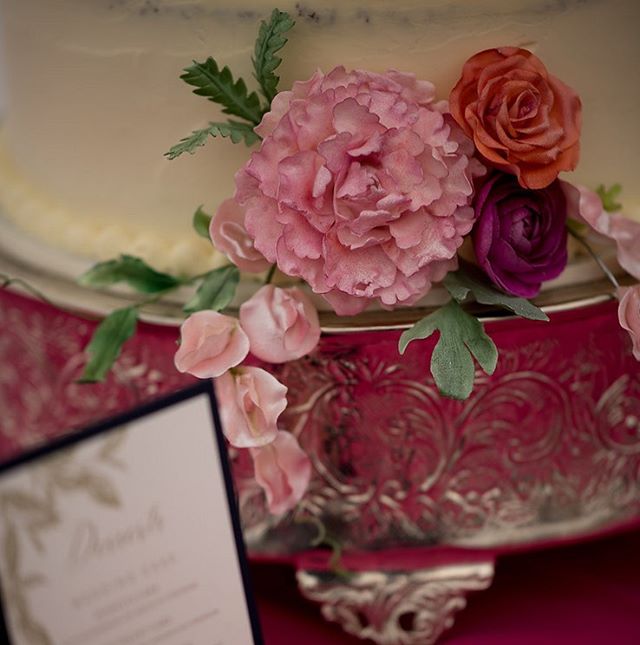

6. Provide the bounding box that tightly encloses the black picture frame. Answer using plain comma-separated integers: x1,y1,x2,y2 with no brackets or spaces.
0,381,264,645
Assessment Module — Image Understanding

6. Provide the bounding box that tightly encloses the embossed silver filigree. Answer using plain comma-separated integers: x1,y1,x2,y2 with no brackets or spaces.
297,563,494,645
238,325,640,552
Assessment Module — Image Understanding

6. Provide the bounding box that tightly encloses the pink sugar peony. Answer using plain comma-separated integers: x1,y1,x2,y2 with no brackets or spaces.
234,66,485,315
563,183,640,280
251,430,311,515
239,285,321,363
209,198,271,273
215,367,287,448
174,311,249,378
618,285,640,361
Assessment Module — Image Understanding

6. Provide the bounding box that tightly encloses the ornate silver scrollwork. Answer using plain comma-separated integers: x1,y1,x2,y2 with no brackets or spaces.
297,562,494,645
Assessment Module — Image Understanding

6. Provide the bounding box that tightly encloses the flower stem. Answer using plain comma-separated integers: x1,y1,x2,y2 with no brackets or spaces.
264,264,277,285
567,228,620,289
0,272,99,321
0,273,57,307
294,514,351,579
181,264,234,286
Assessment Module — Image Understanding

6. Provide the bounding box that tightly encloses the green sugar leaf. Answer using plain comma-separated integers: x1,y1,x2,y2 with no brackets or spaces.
596,183,623,213
181,58,263,124
443,269,548,322
192,205,212,239
165,120,260,160
79,255,181,294
253,9,295,104
399,299,498,400
183,265,240,314
79,307,138,383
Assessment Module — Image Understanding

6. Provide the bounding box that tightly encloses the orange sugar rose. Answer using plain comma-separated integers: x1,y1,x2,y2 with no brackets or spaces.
450,47,582,190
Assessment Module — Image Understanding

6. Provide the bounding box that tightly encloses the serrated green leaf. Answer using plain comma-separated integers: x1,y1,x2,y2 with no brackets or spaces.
79,255,181,294
443,270,548,322
464,327,498,375
398,313,439,355
399,300,498,400
192,206,212,239
596,183,623,213
183,265,240,314
165,120,260,159
431,326,476,400
253,9,295,103
79,307,138,383
181,58,263,124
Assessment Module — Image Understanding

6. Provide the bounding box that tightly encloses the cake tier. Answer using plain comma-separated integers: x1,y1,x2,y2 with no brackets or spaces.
0,0,638,275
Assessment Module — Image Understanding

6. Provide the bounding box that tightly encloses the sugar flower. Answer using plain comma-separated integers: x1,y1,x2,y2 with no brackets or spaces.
210,198,271,273
234,66,485,315
563,183,640,281
251,430,311,516
239,285,321,363
450,47,581,190
215,367,287,448
618,285,640,361
174,311,249,378
473,171,568,297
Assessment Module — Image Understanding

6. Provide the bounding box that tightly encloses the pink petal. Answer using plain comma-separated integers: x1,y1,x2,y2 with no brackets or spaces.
209,198,271,273
617,285,640,360
251,431,312,516
174,312,249,378
239,285,320,363
215,367,287,448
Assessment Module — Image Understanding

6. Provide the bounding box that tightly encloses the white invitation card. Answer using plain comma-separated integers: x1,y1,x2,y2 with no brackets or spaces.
0,383,263,645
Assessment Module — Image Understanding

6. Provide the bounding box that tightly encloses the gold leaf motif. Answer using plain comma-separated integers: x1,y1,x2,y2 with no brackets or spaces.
21,573,46,588
0,428,129,643
3,522,19,579
98,427,128,469
15,611,52,645
52,470,121,507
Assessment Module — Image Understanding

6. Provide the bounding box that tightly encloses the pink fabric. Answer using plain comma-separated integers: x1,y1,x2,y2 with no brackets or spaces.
255,529,640,644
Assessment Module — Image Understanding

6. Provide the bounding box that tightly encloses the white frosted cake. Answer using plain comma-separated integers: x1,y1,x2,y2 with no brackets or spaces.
0,0,638,277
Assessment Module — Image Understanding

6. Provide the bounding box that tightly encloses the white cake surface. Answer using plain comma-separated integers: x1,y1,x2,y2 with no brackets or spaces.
0,0,638,276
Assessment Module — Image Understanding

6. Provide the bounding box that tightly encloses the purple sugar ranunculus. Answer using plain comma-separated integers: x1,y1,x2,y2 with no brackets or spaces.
472,171,568,298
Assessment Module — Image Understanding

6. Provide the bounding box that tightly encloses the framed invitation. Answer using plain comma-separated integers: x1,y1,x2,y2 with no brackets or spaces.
0,382,263,645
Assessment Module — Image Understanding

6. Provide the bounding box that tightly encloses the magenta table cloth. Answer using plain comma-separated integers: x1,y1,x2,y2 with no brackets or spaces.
256,529,640,644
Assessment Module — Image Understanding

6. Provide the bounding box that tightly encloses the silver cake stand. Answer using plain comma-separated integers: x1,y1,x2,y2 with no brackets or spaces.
1,229,639,645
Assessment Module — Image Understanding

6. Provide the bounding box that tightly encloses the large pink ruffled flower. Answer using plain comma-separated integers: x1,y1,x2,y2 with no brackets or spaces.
235,67,485,315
